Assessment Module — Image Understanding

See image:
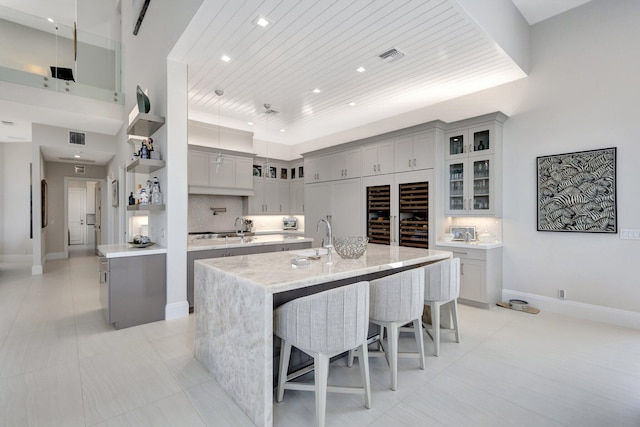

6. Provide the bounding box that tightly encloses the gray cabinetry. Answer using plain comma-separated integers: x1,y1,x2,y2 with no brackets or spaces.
99,253,166,329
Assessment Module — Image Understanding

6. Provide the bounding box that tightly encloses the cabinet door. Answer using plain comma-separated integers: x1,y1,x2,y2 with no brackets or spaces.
344,148,361,178
458,257,486,303
330,152,347,180
305,156,330,183
469,155,494,214
445,130,469,160
263,180,280,213
331,179,362,238
411,132,434,170
445,159,467,214
289,180,304,214
278,181,290,213
377,141,395,174
394,137,413,173
468,124,495,157
235,157,254,189
248,178,264,214
362,145,379,176
188,151,209,186
304,183,332,246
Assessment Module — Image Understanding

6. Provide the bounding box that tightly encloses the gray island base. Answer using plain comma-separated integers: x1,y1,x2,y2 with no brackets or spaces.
194,244,452,426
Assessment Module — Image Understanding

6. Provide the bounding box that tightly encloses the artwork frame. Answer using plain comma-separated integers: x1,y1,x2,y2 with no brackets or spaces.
112,180,119,207
450,226,475,241
41,179,48,228
536,147,617,233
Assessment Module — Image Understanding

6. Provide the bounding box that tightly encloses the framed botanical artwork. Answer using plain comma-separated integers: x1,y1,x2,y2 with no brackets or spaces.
537,147,616,233
112,180,119,207
450,226,475,241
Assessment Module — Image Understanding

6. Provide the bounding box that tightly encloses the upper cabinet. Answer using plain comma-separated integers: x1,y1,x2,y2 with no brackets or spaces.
362,140,394,176
187,147,255,196
305,155,331,183
445,124,495,160
394,131,435,172
330,148,361,180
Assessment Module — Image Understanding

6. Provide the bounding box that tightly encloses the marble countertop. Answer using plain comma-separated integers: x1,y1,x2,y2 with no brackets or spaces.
195,243,452,294
435,241,503,250
97,243,167,258
188,234,313,252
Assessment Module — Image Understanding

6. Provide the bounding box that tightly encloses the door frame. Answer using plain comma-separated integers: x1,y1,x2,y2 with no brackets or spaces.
64,176,107,259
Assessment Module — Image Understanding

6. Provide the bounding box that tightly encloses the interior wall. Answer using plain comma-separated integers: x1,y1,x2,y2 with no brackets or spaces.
43,162,106,255
1,142,33,259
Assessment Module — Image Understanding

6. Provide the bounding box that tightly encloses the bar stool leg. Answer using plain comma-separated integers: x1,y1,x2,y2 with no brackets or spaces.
388,323,399,391
358,343,372,408
451,300,460,343
314,353,330,427
277,340,292,402
431,303,441,357
413,318,426,369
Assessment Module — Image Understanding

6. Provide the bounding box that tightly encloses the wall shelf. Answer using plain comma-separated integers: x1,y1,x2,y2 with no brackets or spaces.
127,112,165,137
126,158,165,174
126,204,165,211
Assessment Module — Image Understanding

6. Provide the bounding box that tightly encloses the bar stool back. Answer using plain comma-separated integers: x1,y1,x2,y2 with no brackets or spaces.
423,257,461,356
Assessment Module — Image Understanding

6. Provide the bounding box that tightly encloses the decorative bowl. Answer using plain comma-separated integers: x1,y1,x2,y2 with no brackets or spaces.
442,233,454,242
333,236,368,259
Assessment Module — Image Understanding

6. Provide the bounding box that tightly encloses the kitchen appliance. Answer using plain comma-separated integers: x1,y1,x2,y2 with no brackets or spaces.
283,216,298,230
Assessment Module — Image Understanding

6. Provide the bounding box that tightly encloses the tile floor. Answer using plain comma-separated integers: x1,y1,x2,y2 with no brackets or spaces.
1,248,639,426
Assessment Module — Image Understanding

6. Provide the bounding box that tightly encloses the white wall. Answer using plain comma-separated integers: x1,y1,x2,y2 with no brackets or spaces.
0,142,31,260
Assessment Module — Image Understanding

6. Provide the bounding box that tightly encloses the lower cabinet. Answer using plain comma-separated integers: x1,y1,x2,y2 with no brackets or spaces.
98,253,166,329
435,245,503,308
187,240,312,309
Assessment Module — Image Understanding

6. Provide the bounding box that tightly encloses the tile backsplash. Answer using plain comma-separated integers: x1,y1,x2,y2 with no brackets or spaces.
188,195,244,232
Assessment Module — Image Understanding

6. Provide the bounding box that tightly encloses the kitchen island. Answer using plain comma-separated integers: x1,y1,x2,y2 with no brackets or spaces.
194,244,452,426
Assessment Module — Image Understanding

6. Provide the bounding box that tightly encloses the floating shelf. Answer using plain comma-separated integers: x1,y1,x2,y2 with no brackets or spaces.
126,158,165,174
127,112,165,137
126,204,165,211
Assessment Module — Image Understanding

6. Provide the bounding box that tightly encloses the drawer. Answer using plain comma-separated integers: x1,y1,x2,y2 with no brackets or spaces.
435,245,486,261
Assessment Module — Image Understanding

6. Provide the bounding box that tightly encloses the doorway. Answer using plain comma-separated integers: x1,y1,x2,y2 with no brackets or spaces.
64,177,106,259
68,187,87,245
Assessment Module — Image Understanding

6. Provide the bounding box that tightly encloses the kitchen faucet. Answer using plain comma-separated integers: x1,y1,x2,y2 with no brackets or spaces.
316,218,333,263
235,217,246,241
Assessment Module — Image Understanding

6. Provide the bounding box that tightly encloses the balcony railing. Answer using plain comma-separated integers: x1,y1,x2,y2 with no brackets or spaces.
0,5,123,104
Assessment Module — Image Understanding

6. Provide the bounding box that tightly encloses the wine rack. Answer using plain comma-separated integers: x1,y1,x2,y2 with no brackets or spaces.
366,185,390,244
398,182,429,248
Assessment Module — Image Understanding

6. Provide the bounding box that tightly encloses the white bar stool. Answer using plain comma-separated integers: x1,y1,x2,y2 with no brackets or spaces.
274,281,371,427
423,257,461,356
349,268,425,391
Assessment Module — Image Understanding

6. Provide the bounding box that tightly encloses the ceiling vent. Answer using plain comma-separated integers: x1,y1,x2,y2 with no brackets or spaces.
59,157,95,163
74,165,86,174
69,131,85,146
263,104,279,116
378,48,406,63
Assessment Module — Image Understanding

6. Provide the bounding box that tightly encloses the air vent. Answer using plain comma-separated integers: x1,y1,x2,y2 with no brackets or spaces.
378,48,406,63
74,165,85,174
59,157,95,163
69,131,85,145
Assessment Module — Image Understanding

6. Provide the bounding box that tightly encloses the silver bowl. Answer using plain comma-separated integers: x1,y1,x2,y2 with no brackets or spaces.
333,236,368,259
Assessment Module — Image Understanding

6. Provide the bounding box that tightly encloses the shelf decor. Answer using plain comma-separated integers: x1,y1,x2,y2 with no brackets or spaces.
537,147,616,233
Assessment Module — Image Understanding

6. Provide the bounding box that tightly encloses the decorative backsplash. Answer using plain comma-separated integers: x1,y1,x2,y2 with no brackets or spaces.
188,195,243,232
446,217,502,242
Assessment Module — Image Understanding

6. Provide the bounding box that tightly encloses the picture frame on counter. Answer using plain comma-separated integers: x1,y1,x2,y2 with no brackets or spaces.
450,226,476,241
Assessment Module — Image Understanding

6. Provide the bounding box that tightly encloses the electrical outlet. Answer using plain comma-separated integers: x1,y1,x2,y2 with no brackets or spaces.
621,229,640,239
558,289,566,299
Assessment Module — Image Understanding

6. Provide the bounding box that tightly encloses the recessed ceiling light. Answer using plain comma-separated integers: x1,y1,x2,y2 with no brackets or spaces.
74,154,81,158
47,18,54,23
221,55,231,62
348,102,356,106
280,129,286,132
357,67,366,73
248,122,254,126
255,16,269,27
312,88,321,94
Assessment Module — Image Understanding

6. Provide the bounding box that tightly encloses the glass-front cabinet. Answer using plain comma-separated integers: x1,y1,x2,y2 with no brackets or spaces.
445,125,494,160
445,155,495,215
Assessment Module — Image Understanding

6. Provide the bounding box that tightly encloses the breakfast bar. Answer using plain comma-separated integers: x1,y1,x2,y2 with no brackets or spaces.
194,244,452,426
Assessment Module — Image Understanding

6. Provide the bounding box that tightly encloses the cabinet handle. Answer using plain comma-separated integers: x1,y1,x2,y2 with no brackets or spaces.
413,158,416,167
461,263,464,275
408,159,411,167
373,164,376,172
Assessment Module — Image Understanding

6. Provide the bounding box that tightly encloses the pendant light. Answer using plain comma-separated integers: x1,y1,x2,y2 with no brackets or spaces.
263,103,279,176
214,89,226,173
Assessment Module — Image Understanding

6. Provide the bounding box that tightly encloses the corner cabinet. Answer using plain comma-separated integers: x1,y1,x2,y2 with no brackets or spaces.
444,117,504,216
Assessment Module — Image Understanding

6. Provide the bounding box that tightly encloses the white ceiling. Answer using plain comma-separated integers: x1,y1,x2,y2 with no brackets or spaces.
0,0,592,164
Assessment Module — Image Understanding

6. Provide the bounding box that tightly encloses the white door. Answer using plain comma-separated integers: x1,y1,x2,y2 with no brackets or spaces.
68,188,86,245
95,183,102,249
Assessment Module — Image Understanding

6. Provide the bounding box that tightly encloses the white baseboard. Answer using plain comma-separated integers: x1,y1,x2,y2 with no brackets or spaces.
32,264,43,275
503,289,640,330
47,252,65,261
0,254,32,264
165,301,189,320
